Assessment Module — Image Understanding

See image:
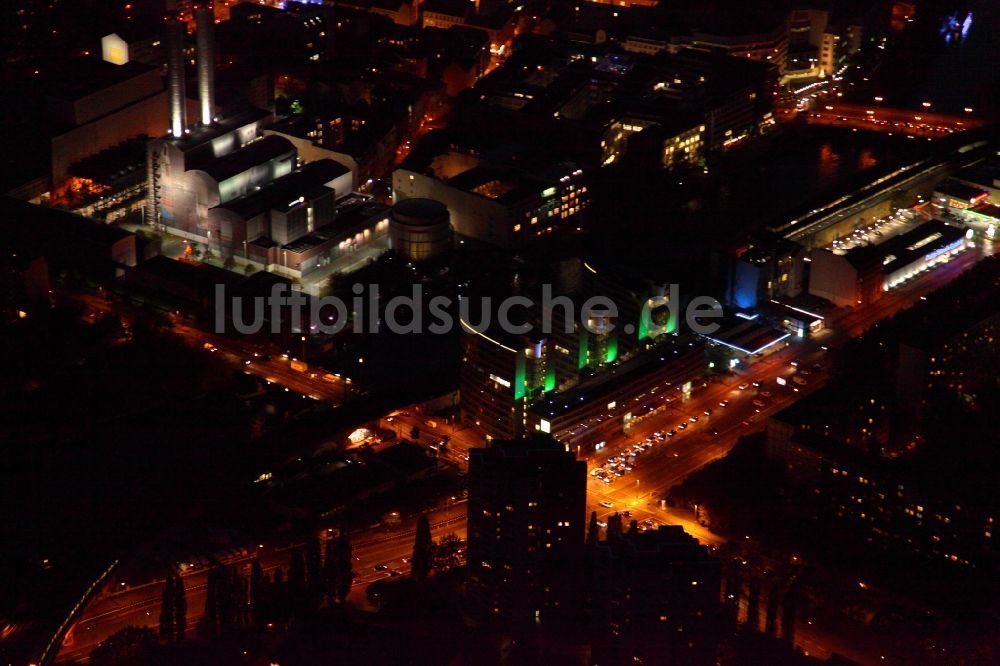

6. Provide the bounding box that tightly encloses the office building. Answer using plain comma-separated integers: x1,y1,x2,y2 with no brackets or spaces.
393,159,589,247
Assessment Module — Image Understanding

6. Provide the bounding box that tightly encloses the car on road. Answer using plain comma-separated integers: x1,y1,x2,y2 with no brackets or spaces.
599,501,614,508
678,422,688,430
389,570,403,577
793,376,808,386
738,383,750,390
703,408,713,416
760,391,772,398
374,563,388,571
688,416,698,423
752,399,766,408
752,381,761,388
811,363,822,371
667,429,676,437
719,400,729,408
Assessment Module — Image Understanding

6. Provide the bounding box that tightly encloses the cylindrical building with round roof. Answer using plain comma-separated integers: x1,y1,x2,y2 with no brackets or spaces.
389,197,452,261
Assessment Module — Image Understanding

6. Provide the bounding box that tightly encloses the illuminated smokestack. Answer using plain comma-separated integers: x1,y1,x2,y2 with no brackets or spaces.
164,11,187,136
194,3,216,125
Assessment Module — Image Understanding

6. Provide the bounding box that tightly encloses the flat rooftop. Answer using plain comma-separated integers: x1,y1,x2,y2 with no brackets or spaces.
43,57,157,103
170,108,273,153
283,198,389,254
191,135,295,183
845,220,965,273
0,197,133,247
935,179,989,202
69,135,149,184
530,342,703,419
216,159,350,220
701,314,790,356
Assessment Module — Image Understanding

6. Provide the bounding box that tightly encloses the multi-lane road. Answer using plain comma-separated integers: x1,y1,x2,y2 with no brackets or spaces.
787,102,986,138
56,507,465,662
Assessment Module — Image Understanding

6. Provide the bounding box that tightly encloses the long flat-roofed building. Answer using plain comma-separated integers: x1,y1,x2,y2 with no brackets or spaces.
0,197,136,281
809,220,969,306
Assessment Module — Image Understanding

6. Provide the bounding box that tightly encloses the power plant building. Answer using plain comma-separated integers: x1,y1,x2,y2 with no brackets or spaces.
145,4,379,279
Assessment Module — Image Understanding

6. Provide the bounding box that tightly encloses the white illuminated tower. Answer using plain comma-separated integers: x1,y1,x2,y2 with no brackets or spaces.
164,11,187,137
194,2,216,126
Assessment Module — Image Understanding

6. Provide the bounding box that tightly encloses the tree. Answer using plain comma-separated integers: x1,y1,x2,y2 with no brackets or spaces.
306,537,322,589
334,532,353,602
288,548,310,617
765,585,780,637
587,511,599,546
173,575,187,642
250,559,267,625
223,255,236,271
289,548,306,589
432,533,464,572
781,578,800,645
158,576,175,642
411,515,434,582
746,576,761,632
324,537,338,604
606,512,624,542
197,568,218,638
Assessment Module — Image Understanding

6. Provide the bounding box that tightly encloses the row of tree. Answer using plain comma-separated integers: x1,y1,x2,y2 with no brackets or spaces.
155,531,354,645
587,510,645,546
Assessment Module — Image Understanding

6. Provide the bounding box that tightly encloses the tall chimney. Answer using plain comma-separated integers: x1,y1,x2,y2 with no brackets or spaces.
164,11,187,136
194,3,216,126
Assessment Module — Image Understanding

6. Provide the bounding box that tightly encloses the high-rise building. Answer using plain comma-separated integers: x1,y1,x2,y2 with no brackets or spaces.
591,526,722,665
466,435,587,625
